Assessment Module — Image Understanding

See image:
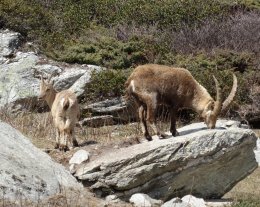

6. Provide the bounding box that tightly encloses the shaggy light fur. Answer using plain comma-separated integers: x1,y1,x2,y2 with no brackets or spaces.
125,64,237,141
38,76,80,151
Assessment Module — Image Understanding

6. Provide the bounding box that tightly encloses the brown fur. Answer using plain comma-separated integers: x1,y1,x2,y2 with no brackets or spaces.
125,64,237,141
38,77,80,151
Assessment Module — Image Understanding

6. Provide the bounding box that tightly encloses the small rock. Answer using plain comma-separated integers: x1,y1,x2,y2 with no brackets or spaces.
205,199,232,207
129,193,163,207
105,194,121,204
69,149,90,174
162,197,190,207
181,195,206,207
69,149,90,165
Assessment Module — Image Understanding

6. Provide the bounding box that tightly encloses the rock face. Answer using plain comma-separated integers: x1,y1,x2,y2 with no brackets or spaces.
0,30,102,111
80,115,114,127
0,120,82,201
75,120,258,201
84,97,136,123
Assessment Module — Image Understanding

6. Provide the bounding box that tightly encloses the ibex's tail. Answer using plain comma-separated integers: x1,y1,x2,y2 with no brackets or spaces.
61,98,70,111
61,97,74,111
124,78,134,102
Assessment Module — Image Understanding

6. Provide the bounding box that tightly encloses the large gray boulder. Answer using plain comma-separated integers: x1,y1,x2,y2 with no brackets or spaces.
75,120,258,201
0,120,82,201
0,30,102,111
0,51,40,110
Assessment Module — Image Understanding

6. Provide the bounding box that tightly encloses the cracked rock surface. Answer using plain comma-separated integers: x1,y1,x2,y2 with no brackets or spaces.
0,121,82,201
75,120,258,201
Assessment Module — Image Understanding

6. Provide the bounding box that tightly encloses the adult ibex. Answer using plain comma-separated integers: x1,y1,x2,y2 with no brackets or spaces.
38,74,80,151
125,64,237,141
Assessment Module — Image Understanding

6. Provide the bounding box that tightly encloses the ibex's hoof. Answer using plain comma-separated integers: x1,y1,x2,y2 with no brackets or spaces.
59,145,69,152
145,135,153,141
54,143,59,149
72,140,79,147
171,131,179,137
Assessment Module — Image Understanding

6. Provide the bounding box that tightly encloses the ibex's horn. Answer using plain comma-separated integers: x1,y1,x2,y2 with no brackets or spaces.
212,75,222,116
47,72,55,83
221,73,238,113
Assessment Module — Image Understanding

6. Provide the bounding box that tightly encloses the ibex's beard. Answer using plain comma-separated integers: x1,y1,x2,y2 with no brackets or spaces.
204,111,217,129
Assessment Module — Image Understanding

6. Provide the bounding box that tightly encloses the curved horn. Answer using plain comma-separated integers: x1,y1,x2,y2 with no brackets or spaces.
47,72,55,83
212,75,222,116
221,73,238,113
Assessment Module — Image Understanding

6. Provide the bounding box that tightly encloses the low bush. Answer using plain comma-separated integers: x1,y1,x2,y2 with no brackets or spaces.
55,38,148,69
85,69,129,101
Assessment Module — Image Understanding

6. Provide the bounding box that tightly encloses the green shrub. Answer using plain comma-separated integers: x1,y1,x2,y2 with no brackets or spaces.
55,38,148,69
86,69,129,101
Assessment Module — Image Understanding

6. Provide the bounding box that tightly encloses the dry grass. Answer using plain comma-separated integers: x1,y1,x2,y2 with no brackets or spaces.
0,109,173,149
226,130,260,206
0,188,132,207
225,167,260,207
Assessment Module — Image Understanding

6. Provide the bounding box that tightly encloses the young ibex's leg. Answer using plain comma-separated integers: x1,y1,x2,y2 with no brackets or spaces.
54,128,60,149
59,130,69,151
139,105,152,141
146,94,167,139
170,109,179,136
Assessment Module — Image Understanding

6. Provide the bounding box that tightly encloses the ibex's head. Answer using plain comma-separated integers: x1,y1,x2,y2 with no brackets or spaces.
38,74,55,101
202,74,237,129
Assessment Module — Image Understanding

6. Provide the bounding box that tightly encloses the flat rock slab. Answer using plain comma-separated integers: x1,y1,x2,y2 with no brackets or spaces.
75,120,258,201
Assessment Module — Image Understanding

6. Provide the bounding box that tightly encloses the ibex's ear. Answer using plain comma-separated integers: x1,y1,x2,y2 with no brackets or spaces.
205,101,214,111
50,79,54,85
40,75,44,84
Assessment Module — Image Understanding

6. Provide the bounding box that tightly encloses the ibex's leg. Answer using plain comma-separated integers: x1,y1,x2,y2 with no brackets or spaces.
170,109,179,136
146,94,167,139
59,130,69,152
71,129,79,147
54,129,60,149
139,105,152,141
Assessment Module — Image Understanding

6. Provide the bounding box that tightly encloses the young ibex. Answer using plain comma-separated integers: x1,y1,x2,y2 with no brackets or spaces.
38,74,80,151
125,64,237,141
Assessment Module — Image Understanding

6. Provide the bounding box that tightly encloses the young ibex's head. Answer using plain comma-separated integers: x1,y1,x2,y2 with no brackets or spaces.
202,74,237,129
38,73,55,101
